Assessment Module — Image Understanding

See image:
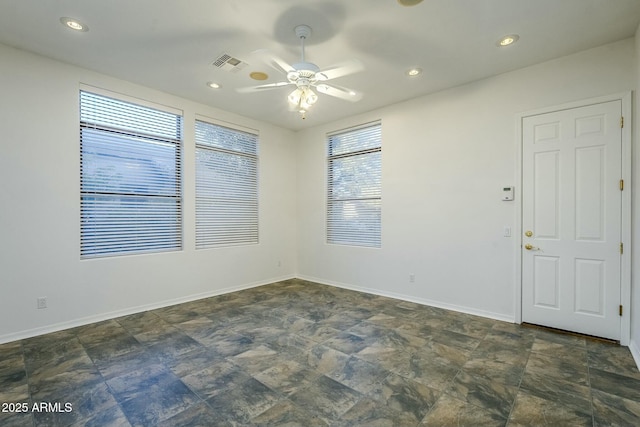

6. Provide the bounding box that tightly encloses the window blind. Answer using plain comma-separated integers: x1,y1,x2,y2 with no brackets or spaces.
327,121,382,247
80,91,183,258
195,120,258,248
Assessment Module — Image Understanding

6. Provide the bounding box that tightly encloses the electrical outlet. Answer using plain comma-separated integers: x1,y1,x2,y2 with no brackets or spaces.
409,274,415,283
37,297,47,309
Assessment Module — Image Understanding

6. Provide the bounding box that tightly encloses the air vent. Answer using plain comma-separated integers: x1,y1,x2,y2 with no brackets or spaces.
212,53,248,73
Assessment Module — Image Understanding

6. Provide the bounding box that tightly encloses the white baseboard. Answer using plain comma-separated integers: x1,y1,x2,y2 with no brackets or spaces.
297,274,515,324
629,339,640,371
0,274,295,345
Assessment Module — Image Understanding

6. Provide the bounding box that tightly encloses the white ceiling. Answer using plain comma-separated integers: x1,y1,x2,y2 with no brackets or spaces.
1,0,639,131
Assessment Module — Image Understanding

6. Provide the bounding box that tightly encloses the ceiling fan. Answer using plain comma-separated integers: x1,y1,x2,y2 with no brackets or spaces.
237,25,364,117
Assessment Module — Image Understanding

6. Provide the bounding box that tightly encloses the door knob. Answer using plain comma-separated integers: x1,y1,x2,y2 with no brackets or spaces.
525,230,533,237
524,244,534,250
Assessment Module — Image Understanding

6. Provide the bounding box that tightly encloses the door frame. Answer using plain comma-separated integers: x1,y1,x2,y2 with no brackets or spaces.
514,92,632,345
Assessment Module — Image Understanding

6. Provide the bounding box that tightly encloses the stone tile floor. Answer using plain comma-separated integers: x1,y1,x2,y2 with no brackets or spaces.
1,279,639,426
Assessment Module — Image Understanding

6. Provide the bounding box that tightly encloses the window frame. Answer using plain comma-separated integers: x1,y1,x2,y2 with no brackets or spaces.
79,89,184,259
194,117,259,249
326,121,382,248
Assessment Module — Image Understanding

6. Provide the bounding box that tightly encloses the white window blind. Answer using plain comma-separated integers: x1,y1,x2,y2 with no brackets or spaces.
195,120,258,248
80,91,183,258
327,121,382,247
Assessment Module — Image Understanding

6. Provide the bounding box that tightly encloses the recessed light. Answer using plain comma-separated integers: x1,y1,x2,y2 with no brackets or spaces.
250,71,269,81
206,82,222,89
406,67,423,77
397,0,424,6
497,34,519,47
60,17,88,32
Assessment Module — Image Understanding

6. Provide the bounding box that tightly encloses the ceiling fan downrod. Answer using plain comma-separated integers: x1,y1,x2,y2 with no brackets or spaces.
294,25,312,63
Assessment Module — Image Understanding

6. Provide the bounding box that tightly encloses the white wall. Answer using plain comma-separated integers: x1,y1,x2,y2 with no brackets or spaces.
1,36,638,351
631,26,640,365
0,43,298,343
296,39,636,323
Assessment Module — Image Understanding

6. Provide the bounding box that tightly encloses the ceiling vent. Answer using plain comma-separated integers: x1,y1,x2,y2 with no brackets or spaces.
212,53,248,73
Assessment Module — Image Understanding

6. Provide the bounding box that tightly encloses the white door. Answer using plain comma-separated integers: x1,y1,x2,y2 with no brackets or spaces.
522,100,622,340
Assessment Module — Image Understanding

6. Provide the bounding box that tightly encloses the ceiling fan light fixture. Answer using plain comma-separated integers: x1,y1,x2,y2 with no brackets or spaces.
497,34,519,47
60,17,88,32
288,88,302,105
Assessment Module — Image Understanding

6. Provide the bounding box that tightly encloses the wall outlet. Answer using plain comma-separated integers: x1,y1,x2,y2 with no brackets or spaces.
409,274,415,283
37,297,47,309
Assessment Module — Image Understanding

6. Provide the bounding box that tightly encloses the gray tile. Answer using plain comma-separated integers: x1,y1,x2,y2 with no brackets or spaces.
445,370,518,419
230,344,280,374
368,372,439,422
0,384,29,403
592,388,640,427
331,356,391,394
206,333,255,357
92,346,162,380
322,331,371,354
165,347,224,378
206,377,282,424
107,364,176,403
388,352,460,390
249,399,328,426
84,335,144,364
76,320,132,347
0,340,23,358
156,402,232,427
180,360,250,400
118,378,199,427
0,411,33,427
431,329,482,351
69,403,132,427
0,358,27,391
420,393,506,427
33,382,118,427
525,351,589,386
519,371,592,415
471,340,530,368
589,367,640,401
461,358,524,387
337,397,419,427
28,352,103,396
115,311,169,335
288,375,361,423
254,359,321,396
307,344,351,376
8,279,640,427
508,390,592,427
587,341,640,380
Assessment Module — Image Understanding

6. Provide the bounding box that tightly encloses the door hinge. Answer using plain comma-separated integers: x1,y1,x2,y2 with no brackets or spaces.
620,179,624,191
620,242,623,254
620,116,624,128
619,305,623,316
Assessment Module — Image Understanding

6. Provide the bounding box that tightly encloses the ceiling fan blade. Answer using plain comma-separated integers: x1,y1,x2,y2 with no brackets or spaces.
253,49,295,75
236,81,291,93
316,59,364,81
316,83,363,102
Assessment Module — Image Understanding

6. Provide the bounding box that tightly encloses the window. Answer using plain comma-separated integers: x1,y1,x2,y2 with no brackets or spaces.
195,119,258,248
327,121,382,247
80,90,183,258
